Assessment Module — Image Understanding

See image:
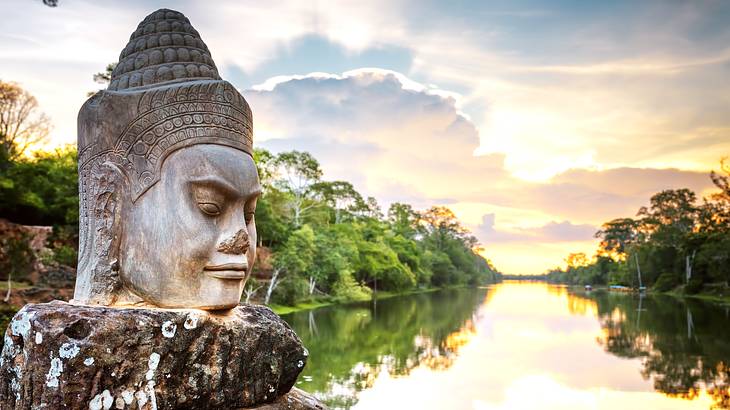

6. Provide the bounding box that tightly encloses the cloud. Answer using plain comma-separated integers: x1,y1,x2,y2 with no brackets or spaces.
477,214,597,244
246,68,510,205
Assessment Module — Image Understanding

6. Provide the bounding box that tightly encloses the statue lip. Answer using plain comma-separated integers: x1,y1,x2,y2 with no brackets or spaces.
204,263,247,279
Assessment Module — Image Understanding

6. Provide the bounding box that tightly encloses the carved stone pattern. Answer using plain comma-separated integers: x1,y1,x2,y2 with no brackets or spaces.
80,81,252,201
77,156,126,303
109,9,221,91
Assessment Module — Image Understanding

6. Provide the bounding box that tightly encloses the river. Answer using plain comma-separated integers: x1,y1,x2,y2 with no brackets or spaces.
281,281,730,409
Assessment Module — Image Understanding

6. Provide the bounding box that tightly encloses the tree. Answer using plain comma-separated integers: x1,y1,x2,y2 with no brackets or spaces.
596,218,640,259
312,180,365,223
265,225,316,304
700,158,730,232
88,63,117,96
637,189,698,247
638,189,699,285
565,252,589,269
253,148,277,191
0,81,51,159
418,206,468,251
387,202,419,239
272,151,323,226
710,158,730,198
0,145,78,226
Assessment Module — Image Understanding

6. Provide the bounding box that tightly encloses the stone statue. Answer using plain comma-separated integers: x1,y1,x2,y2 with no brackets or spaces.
1,9,325,409
74,9,259,310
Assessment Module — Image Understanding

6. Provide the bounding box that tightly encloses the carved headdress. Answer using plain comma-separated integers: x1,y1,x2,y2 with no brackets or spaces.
75,9,253,304
79,9,252,201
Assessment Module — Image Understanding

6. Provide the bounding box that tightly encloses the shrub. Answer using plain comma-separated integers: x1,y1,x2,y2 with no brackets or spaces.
271,275,309,306
653,272,680,292
685,277,704,294
332,270,372,302
0,232,33,282
52,245,77,267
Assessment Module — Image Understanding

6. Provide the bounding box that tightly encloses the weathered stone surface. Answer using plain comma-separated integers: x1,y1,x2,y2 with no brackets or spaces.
0,302,311,409
75,8,256,310
245,388,327,410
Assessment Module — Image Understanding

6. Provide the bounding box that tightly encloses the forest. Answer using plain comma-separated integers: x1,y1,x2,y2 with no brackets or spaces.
545,163,730,296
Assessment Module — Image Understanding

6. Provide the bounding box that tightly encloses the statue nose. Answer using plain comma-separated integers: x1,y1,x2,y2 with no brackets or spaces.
216,229,250,255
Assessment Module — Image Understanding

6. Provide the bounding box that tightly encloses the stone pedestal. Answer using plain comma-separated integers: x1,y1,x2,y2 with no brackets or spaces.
0,302,325,409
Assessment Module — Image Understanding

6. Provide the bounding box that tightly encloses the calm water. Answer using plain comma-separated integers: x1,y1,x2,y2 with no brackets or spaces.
281,282,730,409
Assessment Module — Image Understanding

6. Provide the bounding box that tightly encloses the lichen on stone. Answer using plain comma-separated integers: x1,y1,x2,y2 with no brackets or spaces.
59,342,80,359
161,320,177,338
45,357,63,388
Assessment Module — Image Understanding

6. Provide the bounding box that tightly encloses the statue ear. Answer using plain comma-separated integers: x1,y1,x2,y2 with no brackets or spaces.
73,161,130,305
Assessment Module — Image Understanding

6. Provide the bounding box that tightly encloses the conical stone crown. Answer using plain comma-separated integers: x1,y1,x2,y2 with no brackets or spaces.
109,9,221,91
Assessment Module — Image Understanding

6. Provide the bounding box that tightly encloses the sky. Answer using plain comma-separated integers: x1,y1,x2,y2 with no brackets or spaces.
1,0,728,275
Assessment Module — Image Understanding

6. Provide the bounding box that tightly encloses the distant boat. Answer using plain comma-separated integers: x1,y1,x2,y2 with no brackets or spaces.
609,285,631,292
584,285,592,291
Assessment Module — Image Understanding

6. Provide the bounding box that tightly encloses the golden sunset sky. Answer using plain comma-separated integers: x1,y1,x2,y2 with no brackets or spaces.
1,0,727,274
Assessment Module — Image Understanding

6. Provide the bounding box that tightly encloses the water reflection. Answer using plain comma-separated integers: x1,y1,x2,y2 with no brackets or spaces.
281,288,485,407
282,282,727,409
571,289,730,409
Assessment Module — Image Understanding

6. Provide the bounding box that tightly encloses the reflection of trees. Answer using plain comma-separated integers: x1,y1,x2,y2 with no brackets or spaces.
282,288,486,408
569,290,730,409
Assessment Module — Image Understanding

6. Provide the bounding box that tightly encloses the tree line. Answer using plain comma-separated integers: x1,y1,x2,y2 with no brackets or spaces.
545,163,730,295
251,149,501,305
0,80,501,306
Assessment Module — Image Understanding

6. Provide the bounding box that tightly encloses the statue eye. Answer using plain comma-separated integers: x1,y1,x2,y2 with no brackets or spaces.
198,202,221,216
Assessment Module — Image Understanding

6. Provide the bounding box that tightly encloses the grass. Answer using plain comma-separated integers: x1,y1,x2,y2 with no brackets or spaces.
665,292,730,304
269,300,335,315
0,280,32,291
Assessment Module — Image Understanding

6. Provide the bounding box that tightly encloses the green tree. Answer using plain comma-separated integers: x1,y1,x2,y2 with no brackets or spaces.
387,202,419,239
0,145,78,226
272,151,323,226
312,180,365,224
266,225,316,304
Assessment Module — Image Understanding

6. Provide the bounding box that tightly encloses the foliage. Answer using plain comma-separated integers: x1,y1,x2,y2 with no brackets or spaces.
653,272,679,292
0,145,78,226
271,275,310,306
331,270,372,302
88,63,117,96
254,148,501,305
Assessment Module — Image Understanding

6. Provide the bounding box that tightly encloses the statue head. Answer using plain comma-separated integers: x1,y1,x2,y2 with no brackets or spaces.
74,9,259,310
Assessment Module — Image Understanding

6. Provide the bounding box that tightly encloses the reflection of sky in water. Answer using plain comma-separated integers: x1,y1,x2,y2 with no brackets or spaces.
350,282,714,409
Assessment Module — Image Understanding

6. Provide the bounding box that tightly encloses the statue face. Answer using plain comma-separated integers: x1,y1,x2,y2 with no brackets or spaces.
119,144,260,310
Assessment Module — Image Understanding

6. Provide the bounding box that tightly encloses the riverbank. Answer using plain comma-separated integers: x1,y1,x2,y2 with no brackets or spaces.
269,286,449,315
566,284,730,304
